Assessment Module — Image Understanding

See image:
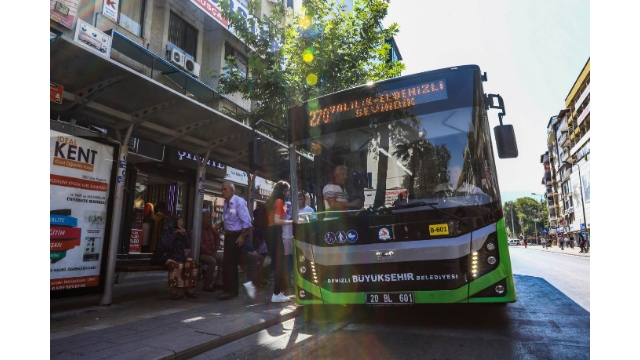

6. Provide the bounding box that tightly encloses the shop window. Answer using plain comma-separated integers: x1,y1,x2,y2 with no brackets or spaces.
118,0,146,37
130,173,187,253
224,43,248,78
169,12,198,58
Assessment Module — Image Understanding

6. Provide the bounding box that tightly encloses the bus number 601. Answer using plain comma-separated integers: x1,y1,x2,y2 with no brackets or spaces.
400,294,413,302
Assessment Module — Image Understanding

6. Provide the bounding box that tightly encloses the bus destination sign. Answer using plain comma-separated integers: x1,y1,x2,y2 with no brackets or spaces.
309,79,448,127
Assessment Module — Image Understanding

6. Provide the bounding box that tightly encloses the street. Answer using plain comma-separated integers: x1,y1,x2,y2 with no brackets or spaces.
191,247,590,359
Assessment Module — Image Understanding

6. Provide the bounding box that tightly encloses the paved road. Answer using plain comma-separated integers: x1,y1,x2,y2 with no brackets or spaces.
509,246,590,311
191,273,590,359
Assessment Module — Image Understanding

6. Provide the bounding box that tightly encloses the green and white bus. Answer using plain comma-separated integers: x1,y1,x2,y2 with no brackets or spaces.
285,65,518,305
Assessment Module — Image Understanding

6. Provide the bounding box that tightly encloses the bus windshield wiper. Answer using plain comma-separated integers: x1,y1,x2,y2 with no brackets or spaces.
368,201,435,214
384,201,469,225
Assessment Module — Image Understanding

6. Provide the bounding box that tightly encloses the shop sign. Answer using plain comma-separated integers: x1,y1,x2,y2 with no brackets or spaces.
188,0,278,53
50,130,114,292
50,0,81,29
50,82,64,104
166,149,227,178
74,19,112,57
189,0,258,39
225,166,248,185
102,0,120,23
129,229,142,253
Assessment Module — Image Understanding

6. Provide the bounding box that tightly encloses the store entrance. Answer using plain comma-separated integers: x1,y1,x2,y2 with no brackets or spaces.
127,173,188,255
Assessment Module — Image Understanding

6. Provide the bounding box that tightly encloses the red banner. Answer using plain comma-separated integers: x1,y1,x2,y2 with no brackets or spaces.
50,226,81,240
50,174,108,192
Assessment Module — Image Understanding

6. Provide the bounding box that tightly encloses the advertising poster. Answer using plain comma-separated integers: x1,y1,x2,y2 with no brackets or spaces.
50,0,81,30
74,19,113,57
50,130,114,292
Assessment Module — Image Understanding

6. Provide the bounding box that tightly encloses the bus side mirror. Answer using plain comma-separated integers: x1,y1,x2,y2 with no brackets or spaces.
494,125,519,158
249,137,265,171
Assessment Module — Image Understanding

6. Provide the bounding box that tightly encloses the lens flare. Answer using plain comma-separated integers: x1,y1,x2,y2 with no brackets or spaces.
306,73,318,86
302,50,314,63
299,16,311,29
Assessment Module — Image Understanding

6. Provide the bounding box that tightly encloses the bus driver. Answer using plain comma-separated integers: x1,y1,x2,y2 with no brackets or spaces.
323,165,363,211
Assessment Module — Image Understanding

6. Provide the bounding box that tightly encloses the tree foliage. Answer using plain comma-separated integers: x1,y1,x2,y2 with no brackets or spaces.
503,197,549,239
213,0,405,138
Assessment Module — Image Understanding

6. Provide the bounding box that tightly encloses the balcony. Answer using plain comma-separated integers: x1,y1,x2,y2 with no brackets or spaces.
558,132,568,146
546,187,554,197
577,103,590,126
561,151,569,163
558,117,569,132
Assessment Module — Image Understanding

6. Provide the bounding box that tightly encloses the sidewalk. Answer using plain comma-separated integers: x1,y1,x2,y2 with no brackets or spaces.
50,271,301,360
515,243,591,257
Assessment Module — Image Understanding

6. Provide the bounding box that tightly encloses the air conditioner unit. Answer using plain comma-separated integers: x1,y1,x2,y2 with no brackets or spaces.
184,58,201,77
167,48,185,68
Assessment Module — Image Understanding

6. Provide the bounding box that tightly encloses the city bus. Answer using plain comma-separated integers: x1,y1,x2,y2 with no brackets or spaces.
284,65,519,305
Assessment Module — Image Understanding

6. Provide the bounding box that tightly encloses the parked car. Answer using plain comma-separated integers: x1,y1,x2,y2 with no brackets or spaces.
508,239,520,246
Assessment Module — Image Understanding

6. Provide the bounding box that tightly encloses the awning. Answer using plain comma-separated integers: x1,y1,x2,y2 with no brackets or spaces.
50,35,286,181
109,31,244,109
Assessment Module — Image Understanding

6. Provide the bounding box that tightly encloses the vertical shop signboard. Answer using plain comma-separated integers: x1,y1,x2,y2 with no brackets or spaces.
50,130,114,292
102,0,120,23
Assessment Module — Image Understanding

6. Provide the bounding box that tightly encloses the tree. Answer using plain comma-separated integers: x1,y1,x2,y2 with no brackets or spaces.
213,0,405,138
503,197,549,239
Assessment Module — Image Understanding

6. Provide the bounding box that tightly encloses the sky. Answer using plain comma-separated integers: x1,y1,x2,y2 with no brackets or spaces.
383,0,590,204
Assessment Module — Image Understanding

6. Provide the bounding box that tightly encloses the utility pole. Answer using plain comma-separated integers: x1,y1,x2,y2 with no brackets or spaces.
576,163,587,239
510,203,516,239
532,193,545,245
533,210,538,245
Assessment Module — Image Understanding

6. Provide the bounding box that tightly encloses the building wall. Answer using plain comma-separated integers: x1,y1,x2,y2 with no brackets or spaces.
544,58,590,236
50,0,280,114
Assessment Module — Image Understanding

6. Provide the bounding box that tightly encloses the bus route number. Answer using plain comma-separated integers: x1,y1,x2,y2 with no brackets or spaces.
429,224,449,236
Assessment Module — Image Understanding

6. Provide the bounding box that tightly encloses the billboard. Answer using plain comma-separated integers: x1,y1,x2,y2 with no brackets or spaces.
50,130,115,294
50,0,81,29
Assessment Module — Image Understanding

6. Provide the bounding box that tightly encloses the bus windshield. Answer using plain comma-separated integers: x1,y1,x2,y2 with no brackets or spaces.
290,67,500,217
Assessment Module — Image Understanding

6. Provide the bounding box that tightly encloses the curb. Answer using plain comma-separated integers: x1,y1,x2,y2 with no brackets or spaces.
524,245,590,258
169,303,303,360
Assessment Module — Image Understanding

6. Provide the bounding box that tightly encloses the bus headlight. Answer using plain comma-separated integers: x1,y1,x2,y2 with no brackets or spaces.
487,256,496,265
495,285,505,295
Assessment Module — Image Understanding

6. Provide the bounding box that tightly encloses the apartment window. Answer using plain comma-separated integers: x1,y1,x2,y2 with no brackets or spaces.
118,0,146,37
169,12,198,57
224,43,248,78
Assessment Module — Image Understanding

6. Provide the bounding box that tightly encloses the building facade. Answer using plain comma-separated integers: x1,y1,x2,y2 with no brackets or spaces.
50,0,401,302
541,58,590,242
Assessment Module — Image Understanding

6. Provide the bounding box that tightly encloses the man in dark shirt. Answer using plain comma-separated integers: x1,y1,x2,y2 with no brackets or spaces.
199,210,223,292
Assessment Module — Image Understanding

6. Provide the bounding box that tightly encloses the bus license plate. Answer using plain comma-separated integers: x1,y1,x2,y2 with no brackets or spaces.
366,293,414,305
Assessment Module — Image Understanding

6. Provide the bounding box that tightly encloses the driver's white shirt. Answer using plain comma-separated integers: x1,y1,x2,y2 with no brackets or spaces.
323,184,348,208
